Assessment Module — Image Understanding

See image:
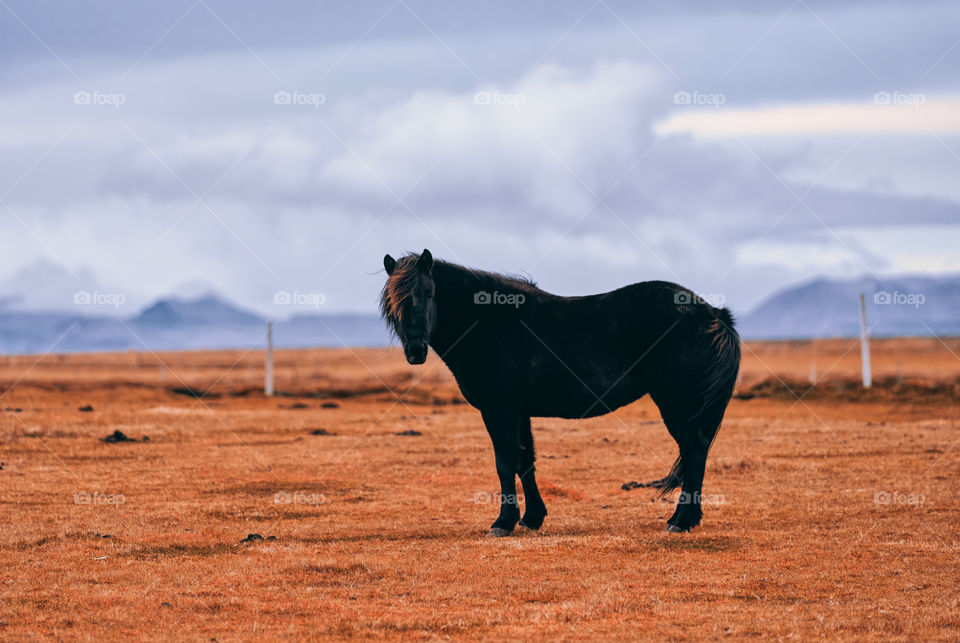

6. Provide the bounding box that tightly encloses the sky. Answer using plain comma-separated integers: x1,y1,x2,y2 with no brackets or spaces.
0,0,958,318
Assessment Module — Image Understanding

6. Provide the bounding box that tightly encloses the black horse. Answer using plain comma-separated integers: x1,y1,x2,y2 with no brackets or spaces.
380,250,740,535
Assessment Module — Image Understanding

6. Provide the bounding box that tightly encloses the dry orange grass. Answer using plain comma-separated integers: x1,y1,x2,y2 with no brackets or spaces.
1,339,959,641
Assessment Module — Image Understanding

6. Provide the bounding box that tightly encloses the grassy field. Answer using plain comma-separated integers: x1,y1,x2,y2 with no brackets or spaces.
1,338,959,641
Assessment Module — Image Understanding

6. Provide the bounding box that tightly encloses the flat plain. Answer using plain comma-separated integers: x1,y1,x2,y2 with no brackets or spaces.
1,338,958,641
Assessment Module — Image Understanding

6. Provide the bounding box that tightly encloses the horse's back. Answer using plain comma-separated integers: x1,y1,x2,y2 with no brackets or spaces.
518,280,724,418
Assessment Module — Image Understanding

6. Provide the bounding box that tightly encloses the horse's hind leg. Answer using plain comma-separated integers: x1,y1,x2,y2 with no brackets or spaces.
516,417,547,530
666,439,707,533
651,394,713,533
651,311,738,531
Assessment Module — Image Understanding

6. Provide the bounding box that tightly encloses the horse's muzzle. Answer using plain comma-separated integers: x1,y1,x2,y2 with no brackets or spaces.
404,344,428,364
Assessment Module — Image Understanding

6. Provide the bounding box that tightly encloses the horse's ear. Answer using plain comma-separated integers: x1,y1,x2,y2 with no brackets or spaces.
383,254,396,276
418,249,433,273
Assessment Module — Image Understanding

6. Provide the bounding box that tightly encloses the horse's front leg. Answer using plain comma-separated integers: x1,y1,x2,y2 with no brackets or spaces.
481,409,521,537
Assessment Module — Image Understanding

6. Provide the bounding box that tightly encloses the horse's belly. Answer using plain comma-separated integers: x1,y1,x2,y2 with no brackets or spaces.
527,374,644,419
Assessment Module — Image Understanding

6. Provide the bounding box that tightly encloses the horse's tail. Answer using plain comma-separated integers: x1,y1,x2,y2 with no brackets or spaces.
656,307,741,496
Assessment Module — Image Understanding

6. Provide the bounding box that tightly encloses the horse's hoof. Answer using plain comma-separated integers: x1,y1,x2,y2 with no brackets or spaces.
665,523,688,533
487,527,512,538
518,515,545,530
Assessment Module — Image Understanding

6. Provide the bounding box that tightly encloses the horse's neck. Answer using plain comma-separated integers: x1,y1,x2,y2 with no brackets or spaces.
430,264,481,356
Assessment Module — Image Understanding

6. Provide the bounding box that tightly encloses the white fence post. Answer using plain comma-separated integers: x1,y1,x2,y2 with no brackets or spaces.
859,293,872,389
265,321,274,396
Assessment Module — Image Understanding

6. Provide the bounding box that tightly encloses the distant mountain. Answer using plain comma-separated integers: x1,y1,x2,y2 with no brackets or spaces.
0,292,391,354
4,273,953,354
738,273,960,339
131,294,262,327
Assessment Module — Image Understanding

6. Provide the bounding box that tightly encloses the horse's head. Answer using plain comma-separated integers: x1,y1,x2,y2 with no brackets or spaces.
380,249,436,365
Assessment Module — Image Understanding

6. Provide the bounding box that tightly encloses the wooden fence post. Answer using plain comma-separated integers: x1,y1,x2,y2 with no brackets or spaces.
265,321,275,396
859,293,872,389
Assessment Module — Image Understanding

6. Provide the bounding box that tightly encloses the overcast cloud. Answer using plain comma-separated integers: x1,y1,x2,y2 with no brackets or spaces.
0,0,958,317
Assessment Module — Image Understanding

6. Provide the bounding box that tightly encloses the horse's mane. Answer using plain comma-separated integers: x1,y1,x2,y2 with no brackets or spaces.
379,253,539,327
379,255,420,324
